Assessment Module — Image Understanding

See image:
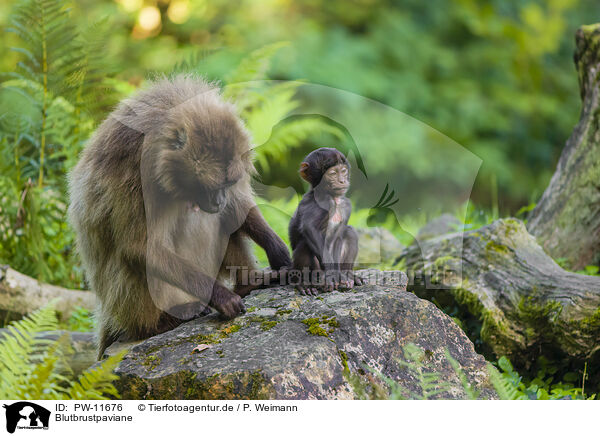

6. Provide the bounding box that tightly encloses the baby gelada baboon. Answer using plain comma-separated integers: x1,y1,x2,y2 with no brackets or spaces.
288,147,363,295
68,75,291,358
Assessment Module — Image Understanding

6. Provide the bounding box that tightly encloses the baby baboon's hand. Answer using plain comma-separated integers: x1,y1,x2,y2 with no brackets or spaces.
323,271,340,292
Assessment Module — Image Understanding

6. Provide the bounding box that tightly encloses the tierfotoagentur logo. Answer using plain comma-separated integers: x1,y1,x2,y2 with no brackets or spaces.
2,402,50,433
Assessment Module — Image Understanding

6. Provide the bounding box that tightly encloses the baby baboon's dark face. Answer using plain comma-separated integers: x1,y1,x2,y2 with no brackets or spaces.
318,163,350,197
155,106,251,213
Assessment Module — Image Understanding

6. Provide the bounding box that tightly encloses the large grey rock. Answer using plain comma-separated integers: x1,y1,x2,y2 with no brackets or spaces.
415,213,462,243
114,270,496,399
355,227,404,265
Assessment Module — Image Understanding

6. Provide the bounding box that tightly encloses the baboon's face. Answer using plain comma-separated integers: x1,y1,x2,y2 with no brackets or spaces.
156,108,252,213
318,163,350,197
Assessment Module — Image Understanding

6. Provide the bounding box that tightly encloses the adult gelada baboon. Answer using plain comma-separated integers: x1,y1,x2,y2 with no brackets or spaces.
68,75,291,358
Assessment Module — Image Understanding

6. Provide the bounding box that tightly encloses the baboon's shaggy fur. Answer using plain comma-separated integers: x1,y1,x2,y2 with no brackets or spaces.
68,76,291,358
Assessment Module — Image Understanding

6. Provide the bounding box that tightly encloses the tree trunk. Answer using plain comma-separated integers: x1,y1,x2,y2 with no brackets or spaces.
399,219,600,370
0,265,95,322
527,24,600,270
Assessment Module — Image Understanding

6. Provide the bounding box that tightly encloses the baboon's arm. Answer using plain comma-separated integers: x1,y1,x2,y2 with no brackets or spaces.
241,206,292,270
145,241,244,318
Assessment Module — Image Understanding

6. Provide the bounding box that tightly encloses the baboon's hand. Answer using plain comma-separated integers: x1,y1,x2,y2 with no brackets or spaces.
211,287,246,319
268,241,293,271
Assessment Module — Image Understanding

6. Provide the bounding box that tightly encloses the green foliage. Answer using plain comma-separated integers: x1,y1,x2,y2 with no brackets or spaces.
347,343,452,400
493,355,594,400
392,343,452,399
575,265,600,276
63,306,95,332
346,343,595,400
0,0,119,288
554,257,600,276
460,201,498,231
0,303,123,400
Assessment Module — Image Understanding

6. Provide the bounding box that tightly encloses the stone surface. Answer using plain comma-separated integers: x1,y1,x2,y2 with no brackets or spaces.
114,270,497,399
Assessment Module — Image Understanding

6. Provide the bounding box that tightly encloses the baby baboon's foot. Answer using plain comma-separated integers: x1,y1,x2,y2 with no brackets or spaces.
298,285,319,296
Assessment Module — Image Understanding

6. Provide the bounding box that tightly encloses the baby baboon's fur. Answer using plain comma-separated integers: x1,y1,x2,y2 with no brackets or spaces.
68,75,291,358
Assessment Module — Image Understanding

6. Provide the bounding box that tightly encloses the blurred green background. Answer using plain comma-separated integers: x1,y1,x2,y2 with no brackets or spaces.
0,0,599,288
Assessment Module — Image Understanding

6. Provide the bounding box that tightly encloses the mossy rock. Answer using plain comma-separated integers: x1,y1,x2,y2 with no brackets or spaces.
112,270,497,399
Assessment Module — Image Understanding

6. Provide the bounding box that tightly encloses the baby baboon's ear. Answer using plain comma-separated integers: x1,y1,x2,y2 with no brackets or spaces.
299,162,311,182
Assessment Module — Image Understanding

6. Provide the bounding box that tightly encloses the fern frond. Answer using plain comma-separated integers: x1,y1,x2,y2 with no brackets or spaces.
0,303,123,400
25,333,71,399
253,116,342,171
487,363,525,400
70,17,118,120
8,0,80,98
225,41,289,87
244,85,300,145
0,303,59,398
66,351,125,400
445,350,480,399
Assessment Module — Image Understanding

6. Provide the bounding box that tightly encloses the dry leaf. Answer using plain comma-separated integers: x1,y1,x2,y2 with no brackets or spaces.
191,344,212,354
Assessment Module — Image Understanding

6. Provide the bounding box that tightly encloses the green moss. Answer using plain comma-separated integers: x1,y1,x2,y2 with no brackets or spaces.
220,324,241,337
143,354,161,371
573,307,600,345
249,370,267,398
275,309,293,316
307,323,328,336
260,320,278,331
248,315,279,331
518,297,562,325
453,286,485,317
502,218,522,236
180,370,273,400
190,333,221,345
485,240,510,256
434,255,457,267
339,350,349,372
302,315,339,336
246,306,258,313
452,286,511,351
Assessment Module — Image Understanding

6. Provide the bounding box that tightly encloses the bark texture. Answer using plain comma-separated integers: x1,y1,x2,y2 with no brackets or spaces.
527,24,600,269
399,219,600,370
0,265,95,321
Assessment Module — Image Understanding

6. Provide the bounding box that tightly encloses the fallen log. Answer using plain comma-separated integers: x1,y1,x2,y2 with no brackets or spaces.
398,218,600,370
0,265,95,322
0,329,96,375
